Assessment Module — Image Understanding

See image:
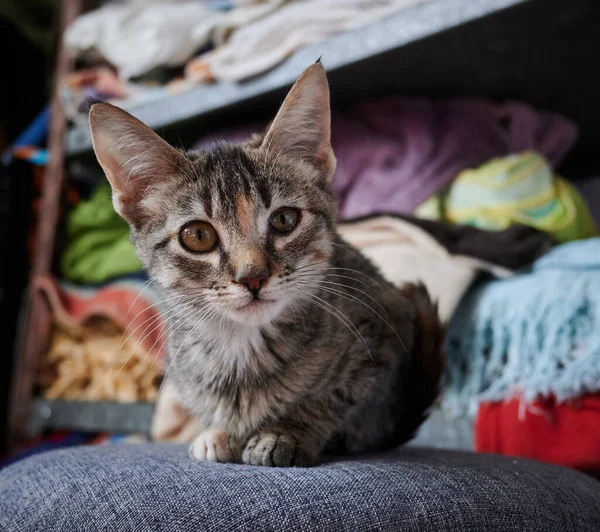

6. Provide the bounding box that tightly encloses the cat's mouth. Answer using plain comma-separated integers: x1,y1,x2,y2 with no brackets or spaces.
235,297,275,312
226,294,291,326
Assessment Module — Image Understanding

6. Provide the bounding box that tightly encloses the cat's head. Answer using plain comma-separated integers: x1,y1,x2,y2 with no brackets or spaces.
90,63,337,326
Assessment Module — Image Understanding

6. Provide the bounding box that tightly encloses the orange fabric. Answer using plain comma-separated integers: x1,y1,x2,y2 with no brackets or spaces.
476,395,600,471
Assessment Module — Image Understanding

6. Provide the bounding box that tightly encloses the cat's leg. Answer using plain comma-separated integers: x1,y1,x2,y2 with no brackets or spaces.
153,381,238,462
242,407,341,467
242,429,314,467
189,429,239,463
151,380,201,443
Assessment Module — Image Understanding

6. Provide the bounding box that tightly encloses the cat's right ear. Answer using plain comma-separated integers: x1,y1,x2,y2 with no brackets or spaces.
89,103,184,223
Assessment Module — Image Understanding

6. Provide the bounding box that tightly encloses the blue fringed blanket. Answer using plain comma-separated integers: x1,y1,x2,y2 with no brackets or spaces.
444,237,600,417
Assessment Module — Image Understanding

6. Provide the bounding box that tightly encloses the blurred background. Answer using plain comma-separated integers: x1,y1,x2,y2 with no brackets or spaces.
1,0,599,476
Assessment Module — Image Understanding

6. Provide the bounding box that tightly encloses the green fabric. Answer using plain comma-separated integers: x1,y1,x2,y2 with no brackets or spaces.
415,151,598,244
61,183,143,284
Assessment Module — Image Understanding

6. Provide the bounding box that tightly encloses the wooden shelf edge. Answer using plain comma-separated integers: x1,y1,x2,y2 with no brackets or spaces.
28,398,154,436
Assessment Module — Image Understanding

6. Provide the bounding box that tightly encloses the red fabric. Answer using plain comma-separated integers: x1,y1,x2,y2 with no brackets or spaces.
475,395,600,471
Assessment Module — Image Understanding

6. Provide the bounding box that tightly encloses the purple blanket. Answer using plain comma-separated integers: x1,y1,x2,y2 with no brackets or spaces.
194,96,577,218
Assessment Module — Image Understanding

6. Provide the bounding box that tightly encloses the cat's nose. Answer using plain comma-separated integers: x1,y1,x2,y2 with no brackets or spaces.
237,273,269,296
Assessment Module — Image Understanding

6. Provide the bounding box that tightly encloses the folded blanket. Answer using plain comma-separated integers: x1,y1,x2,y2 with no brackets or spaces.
61,183,143,284
476,395,600,472
417,151,598,243
445,238,600,418
195,98,577,218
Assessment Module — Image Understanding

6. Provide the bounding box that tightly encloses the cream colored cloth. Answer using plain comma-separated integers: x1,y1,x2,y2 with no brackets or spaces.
64,0,283,80
152,215,510,442
337,216,511,324
66,0,426,82
185,0,428,82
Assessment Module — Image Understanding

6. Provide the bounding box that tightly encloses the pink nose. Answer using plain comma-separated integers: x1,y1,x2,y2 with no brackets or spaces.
237,274,268,295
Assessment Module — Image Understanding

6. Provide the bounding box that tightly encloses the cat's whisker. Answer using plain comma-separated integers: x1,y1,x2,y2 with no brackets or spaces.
291,263,384,291
288,300,307,331
162,302,215,353
157,299,211,344
118,308,167,354
292,298,309,322
298,277,388,318
118,292,191,350
125,279,153,317
302,296,375,366
294,271,371,287
119,302,190,371
297,292,374,364
299,281,407,356
133,301,211,379
109,300,200,387
148,304,217,387
126,299,196,358
121,292,189,333
330,241,375,262
156,305,220,400
292,260,331,272
311,267,386,291
218,308,227,331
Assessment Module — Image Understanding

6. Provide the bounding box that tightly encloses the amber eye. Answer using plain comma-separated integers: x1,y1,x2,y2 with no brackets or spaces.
179,221,219,253
270,209,299,233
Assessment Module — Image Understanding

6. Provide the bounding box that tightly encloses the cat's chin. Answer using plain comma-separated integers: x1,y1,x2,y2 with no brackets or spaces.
226,298,288,327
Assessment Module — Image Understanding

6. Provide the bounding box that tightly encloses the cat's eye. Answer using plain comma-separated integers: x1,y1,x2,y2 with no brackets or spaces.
179,221,219,253
270,209,299,233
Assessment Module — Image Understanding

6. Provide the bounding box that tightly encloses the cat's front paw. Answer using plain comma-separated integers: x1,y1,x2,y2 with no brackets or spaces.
242,432,315,467
189,429,235,463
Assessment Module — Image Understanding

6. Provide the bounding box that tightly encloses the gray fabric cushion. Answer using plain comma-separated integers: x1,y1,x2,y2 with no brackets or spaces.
1,444,599,531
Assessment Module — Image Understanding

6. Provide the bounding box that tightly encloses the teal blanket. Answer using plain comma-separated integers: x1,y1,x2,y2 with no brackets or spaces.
444,238,600,417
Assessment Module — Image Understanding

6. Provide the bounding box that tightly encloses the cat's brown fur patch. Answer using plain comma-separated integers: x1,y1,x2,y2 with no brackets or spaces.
235,195,254,234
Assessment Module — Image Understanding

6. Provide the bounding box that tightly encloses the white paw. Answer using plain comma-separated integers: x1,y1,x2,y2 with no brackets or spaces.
188,429,234,463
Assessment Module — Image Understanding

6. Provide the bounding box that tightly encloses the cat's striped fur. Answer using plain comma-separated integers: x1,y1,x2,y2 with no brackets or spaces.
89,63,444,467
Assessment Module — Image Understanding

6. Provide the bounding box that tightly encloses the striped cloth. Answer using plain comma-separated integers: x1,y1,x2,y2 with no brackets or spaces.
416,151,598,243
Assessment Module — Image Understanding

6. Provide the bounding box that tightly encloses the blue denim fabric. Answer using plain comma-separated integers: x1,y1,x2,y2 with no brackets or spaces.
1,444,599,531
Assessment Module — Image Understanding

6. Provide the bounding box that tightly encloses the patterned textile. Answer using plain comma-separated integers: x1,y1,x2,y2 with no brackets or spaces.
417,151,598,243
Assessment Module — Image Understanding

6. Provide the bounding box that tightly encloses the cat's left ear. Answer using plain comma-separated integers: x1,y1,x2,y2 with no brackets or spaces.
89,102,185,223
260,62,336,179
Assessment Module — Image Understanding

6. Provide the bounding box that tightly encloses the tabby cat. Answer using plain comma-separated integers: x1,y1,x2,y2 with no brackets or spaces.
89,63,444,467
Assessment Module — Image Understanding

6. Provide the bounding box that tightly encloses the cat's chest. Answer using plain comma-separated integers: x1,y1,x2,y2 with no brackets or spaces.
170,323,277,379
168,323,291,435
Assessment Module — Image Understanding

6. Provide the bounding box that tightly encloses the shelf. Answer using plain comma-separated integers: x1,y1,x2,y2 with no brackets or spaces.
65,0,527,157
28,398,154,436
25,398,472,452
